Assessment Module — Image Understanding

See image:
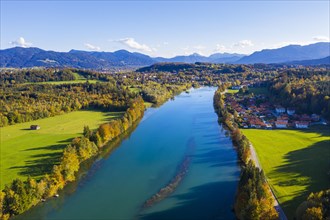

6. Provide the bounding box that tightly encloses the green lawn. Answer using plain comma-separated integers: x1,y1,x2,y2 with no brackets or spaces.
241,127,330,219
226,89,239,94
31,79,102,85
128,87,142,93
144,101,153,108
0,110,123,189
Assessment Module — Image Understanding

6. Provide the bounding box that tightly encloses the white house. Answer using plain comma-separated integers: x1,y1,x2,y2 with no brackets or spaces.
287,108,295,115
275,121,287,128
231,85,243,90
275,106,286,114
295,121,309,129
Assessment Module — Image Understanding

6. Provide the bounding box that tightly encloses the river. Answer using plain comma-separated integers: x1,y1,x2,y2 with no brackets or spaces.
16,87,240,220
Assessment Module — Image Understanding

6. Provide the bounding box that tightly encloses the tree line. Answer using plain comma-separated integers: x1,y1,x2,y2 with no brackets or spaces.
0,96,145,220
0,82,135,127
0,68,113,85
296,189,330,220
269,70,330,119
213,86,278,220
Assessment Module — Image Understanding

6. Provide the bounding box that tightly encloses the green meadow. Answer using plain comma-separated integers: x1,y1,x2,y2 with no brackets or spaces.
0,110,123,189
226,89,239,94
34,79,102,85
241,127,330,219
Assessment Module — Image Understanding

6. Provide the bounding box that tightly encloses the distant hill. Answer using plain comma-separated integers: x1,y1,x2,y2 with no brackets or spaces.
154,53,245,63
0,47,155,69
236,42,330,64
137,63,197,72
284,56,330,65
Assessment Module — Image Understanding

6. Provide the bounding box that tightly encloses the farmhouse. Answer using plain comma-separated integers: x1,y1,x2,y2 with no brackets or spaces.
275,121,288,128
275,106,286,114
295,121,309,129
311,114,320,122
287,108,295,115
30,125,40,130
231,85,243,90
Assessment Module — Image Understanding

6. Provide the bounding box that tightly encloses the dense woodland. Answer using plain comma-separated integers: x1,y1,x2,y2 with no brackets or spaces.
0,83,133,127
269,69,330,119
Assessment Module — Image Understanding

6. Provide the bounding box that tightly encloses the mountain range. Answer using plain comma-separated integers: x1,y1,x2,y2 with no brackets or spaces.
237,42,330,64
0,42,329,69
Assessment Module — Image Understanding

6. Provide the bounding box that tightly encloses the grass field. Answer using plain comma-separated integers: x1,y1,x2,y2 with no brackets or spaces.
0,110,123,189
226,89,239,94
241,126,330,219
31,79,102,85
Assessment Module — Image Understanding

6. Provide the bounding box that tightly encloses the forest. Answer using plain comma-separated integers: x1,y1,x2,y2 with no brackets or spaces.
269,69,330,119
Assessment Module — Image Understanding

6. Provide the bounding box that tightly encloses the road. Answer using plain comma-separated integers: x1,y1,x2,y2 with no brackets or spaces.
249,144,288,220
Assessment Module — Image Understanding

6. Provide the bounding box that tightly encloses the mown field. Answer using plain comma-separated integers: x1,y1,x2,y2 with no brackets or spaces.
0,110,123,189
241,126,330,219
34,79,102,84
226,89,239,94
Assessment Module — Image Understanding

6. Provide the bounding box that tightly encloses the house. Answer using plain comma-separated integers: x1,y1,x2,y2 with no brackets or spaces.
299,114,312,122
275,106,286,114
295,121,309,129
287,108,295,115
231,85,243,90
30,125,40,130
311,114,320,122
275,121,287,128
265,123,272,129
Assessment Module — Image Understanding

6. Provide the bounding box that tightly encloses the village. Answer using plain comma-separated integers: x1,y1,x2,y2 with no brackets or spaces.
225,87,325,130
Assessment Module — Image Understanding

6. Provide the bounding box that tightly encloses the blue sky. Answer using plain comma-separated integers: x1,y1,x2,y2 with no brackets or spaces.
1,1,329,57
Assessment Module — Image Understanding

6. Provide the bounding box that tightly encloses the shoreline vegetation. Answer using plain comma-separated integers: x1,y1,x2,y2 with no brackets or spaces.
213,85,279,220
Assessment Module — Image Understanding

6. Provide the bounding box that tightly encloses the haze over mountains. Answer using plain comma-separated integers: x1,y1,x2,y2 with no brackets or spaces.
0,42,329,69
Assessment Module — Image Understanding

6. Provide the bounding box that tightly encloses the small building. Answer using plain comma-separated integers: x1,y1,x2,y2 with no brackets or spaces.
311,114,320,122
295,121,309,129
265,123,273,129
30,125,40,130
287,108,295,115
275,106,286,114
275,121,287,128
231,85,243,90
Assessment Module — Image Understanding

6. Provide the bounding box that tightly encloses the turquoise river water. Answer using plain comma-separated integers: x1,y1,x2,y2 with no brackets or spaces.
16,87,240,220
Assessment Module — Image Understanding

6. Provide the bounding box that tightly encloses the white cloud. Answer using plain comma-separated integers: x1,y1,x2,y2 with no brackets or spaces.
84,43,101,51
233,40,254,48
192,45,206,50
9,37,32,47
115,38,154,52
214,44,228,53
312,36,329,42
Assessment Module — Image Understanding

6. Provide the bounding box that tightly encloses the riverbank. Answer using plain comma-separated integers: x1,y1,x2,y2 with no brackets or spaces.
213,87,279,219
